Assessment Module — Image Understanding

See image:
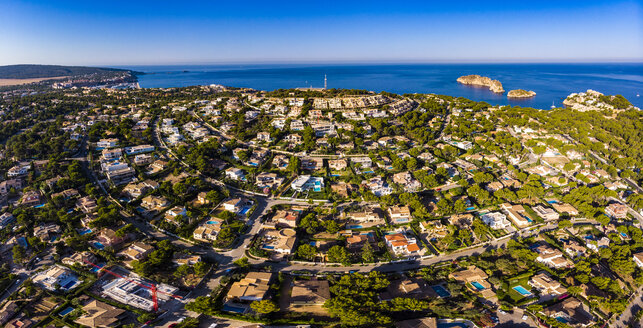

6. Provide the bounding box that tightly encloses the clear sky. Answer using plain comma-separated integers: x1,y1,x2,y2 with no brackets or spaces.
0,0,641,65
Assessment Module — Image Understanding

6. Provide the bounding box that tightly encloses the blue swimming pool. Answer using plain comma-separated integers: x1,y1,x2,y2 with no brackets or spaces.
547,200,558,204
206,220,219,225
347,225,363,229
239,206,251,215
431,285,451,298
62,280,77,289
222,304,246,313
79,228,93,235
263,245,274,249
90,263,105,273
437,323,468,328
93,242,105,250
363,170,375,174
471,281,486,290
33,204,45,208
513,285,532,296
58,306,75,317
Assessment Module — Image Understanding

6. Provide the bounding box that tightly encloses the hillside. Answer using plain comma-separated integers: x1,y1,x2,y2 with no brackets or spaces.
0,64,135,79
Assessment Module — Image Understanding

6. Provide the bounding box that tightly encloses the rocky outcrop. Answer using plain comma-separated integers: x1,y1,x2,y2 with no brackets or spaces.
562,89,638,111
507,89,536,98
457,75,504,93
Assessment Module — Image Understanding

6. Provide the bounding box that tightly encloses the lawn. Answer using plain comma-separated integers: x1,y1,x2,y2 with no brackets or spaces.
504,272,534,304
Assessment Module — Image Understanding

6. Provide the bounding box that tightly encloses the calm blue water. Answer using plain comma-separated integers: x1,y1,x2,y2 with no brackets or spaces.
117,63,643,110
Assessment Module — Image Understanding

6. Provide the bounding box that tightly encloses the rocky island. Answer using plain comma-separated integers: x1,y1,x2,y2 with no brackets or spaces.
457,74,504,93
507,89,536,98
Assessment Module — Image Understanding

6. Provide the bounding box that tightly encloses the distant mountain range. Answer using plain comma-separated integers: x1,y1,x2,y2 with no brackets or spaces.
0,64,139,79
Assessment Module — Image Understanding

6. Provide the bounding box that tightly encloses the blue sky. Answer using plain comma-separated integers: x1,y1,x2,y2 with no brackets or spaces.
0,0,641,65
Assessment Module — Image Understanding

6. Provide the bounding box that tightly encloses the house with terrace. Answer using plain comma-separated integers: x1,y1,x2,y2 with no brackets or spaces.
500,203,533,228
343,207,385,228
529,272,567,300
541,297,594,327
227,272,274,303
534,244,573,269
388,205,412,224
385,230,422,257
481,212,510,230
532,205,559,221
449,265,494,297
291,175,324,192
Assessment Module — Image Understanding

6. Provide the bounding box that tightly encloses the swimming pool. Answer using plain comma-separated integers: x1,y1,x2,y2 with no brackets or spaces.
437,323,468,328
33,204,45,208
431,285,451,298
222,304,246,313
513,285,532,296
58,306,75,317
90,263,105,273
471,281,486,290
206,220,219,225
263,245,275,249
239,206,251,215
347,225,363,229
93,242,105,250
79,228,93,235
62,280,78,289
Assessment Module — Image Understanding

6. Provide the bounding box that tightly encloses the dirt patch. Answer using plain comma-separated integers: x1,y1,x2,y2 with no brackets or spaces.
541,156,570,166
0,76,68,86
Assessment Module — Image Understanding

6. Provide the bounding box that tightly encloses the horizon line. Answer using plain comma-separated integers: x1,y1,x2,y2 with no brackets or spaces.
2,59,643,68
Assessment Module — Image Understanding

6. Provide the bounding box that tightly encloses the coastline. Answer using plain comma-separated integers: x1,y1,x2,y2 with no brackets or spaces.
126,63,643,110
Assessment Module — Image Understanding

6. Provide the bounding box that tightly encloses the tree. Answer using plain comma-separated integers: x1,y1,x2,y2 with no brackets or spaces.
361,242,375,263
137,313,156,323
173,265,191,279
453,199,466,214
251,300,278,314
327,245,351,265
185,296,216,315
287,156,301,174
558,219,572,230
233,257,249,268
296,244,318,261
12,245,25,263
567,286,583,296
194,262,209,276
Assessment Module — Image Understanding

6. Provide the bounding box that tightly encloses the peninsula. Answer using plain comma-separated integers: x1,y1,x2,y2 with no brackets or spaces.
457,74,504,93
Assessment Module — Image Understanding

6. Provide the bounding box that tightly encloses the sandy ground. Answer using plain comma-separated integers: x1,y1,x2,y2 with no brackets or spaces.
0,76,68,86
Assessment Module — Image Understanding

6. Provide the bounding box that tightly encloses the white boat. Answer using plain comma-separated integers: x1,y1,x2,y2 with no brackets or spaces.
550,101,555,109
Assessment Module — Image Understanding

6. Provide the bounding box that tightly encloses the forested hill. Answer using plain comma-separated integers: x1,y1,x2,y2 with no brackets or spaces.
0,64,137,79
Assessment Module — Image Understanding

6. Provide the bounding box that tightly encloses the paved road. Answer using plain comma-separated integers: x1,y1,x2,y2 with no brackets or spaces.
613,286,643,328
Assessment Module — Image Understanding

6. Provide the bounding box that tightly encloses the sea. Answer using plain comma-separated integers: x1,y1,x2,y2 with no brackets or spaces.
117,63,643,110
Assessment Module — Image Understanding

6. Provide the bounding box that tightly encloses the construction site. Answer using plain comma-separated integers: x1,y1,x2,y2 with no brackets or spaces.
91,263,182,312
